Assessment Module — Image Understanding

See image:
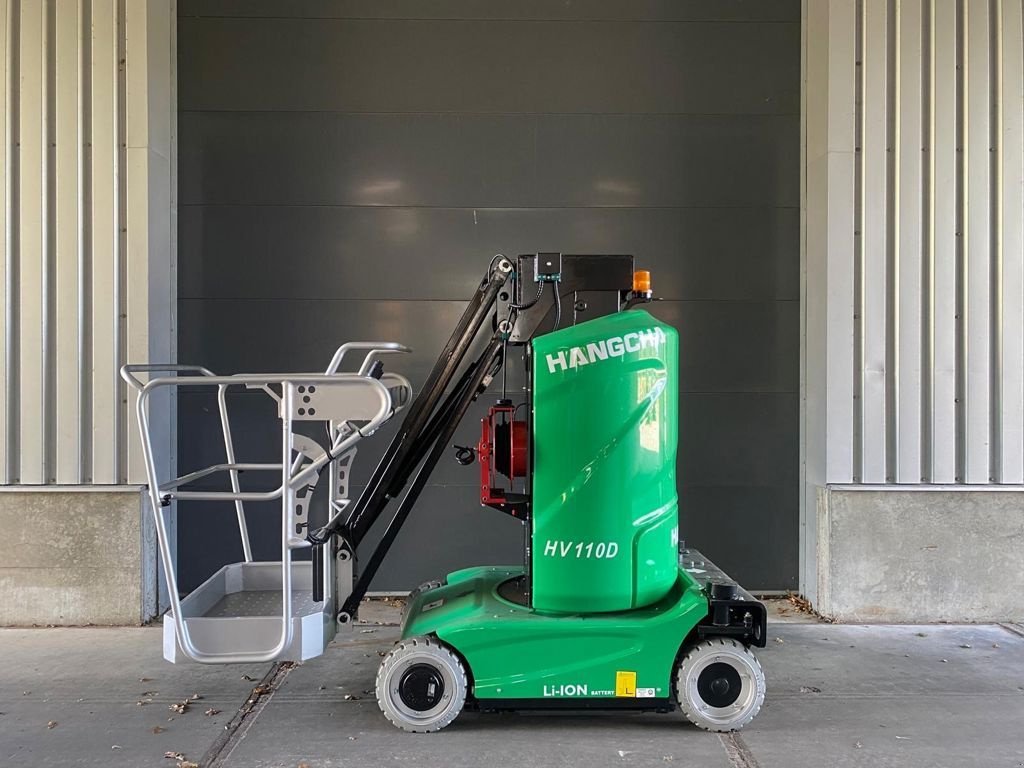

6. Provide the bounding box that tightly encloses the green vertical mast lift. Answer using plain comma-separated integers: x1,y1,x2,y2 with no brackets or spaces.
124,254,767,734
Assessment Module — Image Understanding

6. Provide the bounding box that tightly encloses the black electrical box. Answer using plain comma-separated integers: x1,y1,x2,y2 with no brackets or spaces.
534,252,562,282
502,254,634,343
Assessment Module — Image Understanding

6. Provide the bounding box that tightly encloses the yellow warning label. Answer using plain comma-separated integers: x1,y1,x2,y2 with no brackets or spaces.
615,670,637,697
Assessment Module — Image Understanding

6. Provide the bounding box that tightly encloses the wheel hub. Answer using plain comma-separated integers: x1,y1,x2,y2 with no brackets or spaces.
398,664,446,711
697,662,743,708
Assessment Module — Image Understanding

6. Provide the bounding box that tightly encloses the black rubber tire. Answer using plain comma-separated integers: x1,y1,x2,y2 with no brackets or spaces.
675,637,766,732
376,636,468,733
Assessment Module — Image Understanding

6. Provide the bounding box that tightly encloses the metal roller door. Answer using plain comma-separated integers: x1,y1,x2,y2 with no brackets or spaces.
176,0,800,591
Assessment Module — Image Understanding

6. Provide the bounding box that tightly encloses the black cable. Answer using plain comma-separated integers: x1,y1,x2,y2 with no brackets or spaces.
486,253,506,280
552,284,562,331
510,280,544,311
325,421,362,462
501,337,508,399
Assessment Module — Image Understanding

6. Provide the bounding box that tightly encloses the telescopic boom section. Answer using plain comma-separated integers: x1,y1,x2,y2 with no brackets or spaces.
313,256,514,615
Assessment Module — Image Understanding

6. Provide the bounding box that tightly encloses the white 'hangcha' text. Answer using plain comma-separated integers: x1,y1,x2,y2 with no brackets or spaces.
545,327,667,374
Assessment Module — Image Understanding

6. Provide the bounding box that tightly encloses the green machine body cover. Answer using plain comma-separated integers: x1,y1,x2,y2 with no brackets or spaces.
530,309,679,613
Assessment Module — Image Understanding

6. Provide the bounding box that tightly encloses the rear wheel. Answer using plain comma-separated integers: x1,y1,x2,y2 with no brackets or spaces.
675,638,765,732
376,636,467,733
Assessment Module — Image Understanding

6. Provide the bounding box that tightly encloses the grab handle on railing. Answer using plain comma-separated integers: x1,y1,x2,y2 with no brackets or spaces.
325,342,411,377
120,364,215,391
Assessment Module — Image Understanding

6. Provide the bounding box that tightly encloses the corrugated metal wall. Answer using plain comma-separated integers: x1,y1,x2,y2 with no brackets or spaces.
806,0,1024,489
0,0,174,486
852,0,1024,485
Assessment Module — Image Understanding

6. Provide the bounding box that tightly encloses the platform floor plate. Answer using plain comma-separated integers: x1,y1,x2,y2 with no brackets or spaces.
204,590,323,619
163,561,336,664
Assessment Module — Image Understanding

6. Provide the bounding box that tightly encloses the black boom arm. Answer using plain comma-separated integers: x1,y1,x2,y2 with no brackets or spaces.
311,256,513,617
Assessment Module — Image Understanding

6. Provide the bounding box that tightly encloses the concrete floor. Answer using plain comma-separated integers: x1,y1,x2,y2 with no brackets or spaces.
2,602,1023,768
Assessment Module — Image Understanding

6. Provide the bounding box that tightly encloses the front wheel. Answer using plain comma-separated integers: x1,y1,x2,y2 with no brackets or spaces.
376,636,467,733
675,637,765,732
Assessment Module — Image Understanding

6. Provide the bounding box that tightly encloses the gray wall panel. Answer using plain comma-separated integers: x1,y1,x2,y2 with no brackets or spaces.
176,392,282,487
179,112,799,208
178,18,799,115
679,393,798,488
679,392,799,589
178,3,800,590
680,485,798,590
179,206,799,302
536,115,798,207
650,300,799,393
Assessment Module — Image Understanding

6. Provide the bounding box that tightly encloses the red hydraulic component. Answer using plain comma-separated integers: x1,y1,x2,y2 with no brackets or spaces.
478,402,528,517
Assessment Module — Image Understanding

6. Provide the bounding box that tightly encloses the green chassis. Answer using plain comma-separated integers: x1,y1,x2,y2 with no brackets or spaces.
402,564,710,707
